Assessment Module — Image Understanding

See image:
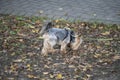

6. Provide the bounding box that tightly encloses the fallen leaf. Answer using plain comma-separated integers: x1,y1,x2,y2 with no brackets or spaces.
7,78,15,80
43,72,49,75
44,65,50,68
86,74,91,78
101,31,110,35
50,74,54,78
96,46,101,49
26,64,32,71
56,73,63,79
13,59,22,62
68,65,76,68
38,36,44,39
93,53,101,58
28,24,35,28
27,74,35,78
105,41,110,45
11,52,15,56
99,26,103,29
113,55,120,60
35,20,40,24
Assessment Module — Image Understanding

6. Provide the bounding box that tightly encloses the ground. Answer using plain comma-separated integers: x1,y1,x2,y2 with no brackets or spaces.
0,14,120,80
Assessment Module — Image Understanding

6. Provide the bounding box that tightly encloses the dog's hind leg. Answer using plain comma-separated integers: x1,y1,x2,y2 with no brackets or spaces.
71,36,83,50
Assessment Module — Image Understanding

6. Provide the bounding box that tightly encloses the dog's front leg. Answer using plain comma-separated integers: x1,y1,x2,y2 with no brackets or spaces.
41,47,48,56
60,43,67,54
41,40,50,56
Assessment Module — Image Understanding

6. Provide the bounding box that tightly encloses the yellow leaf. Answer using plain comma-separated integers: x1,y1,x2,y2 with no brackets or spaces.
38,36,44,39
26,64,32,71
28,24,35,28
101,31,110,35
55,20,59,23
96,46,101,49
27,64,30,68
32,29,39,33
27,74,34,78
56,73,62,79
35,20,40,24
94,54,101,58
27,68,31,71
10,65,15,71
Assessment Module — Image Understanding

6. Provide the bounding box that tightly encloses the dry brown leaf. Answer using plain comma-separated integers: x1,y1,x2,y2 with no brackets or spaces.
113,55,120,60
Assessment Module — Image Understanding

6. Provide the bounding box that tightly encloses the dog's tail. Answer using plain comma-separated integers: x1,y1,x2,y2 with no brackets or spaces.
40,22,54,35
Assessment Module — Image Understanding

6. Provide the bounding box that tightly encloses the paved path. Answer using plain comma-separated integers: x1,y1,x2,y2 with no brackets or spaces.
0,0,120,24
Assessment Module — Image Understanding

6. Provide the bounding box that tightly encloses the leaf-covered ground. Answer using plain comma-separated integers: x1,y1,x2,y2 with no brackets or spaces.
0,14,120,80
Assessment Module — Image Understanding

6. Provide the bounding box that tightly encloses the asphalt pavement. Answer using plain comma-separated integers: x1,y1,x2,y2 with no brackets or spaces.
0,0,120,24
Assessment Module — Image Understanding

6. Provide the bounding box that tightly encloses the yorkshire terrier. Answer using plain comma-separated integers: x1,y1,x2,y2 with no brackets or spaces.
40,22,83,56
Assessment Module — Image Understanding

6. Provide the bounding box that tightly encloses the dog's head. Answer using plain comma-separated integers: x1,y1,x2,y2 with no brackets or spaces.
40,22,54,35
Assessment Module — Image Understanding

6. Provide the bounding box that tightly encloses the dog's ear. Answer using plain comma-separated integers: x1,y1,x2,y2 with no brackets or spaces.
46,22,54,29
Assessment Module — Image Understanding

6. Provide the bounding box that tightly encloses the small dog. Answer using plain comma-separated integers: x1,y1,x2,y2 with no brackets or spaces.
40,22,83,56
